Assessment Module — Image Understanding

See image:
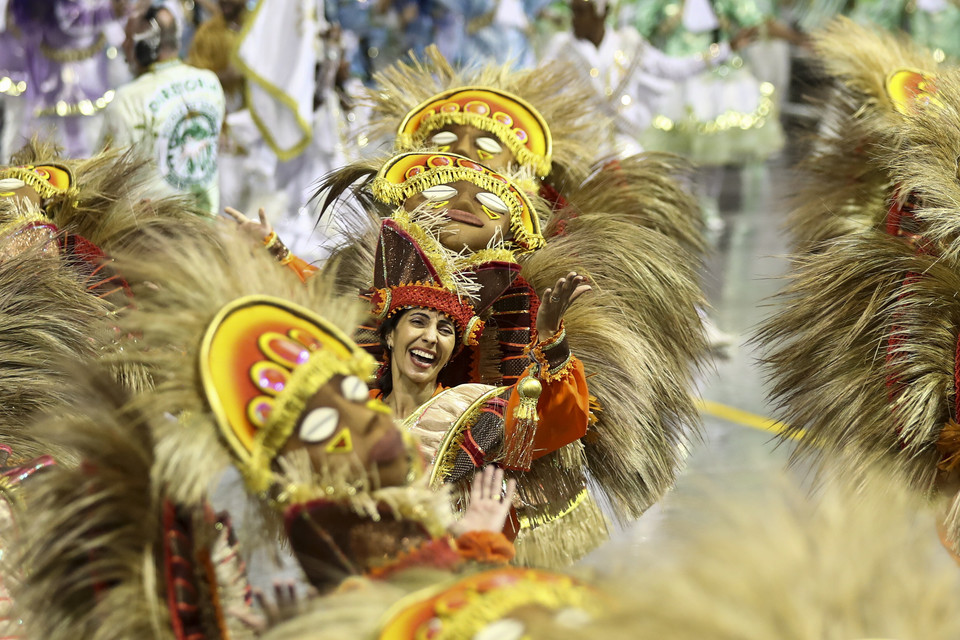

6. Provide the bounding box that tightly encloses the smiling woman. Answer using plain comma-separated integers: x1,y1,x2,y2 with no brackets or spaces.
378,308,457,418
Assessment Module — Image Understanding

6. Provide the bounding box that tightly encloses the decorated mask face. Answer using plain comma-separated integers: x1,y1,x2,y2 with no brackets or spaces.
403,179,515,252
0,164,74,209
427,124,516,172
280,374,410,489
200,296,414,500
0,177,43,210
372,153,543,255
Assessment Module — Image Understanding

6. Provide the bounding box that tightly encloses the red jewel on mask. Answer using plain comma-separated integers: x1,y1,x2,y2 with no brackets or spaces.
456,159,483,171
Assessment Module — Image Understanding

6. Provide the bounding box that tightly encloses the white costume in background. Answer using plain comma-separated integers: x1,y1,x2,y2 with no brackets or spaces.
542,27,729,157
100,60,225,215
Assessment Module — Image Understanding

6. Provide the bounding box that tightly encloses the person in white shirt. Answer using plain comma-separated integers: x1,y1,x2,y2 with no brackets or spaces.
540,0,747,157
100,3,225,215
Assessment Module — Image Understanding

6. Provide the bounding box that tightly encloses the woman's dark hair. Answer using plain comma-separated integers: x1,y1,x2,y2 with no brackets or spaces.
373,310,406,398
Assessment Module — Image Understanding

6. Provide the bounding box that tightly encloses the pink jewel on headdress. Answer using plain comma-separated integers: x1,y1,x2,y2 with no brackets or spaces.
405,165,425,179
289,328,321,351
513,128,528,143
440,102,460,113
428,155,453,168
457,159,483,171
251,361,289,395
489,174,508,184
274,337,309,364
260,333,311,367
247,395,275,428
426,618,443,638
493,112,513,127
464,100,490,115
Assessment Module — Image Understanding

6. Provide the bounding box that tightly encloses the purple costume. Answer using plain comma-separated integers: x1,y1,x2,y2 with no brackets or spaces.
3,0,117,157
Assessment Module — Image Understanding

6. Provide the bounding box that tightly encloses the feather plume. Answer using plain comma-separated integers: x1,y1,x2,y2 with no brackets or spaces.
586,468,960,640
519,221,706,518
755,231,927,482
10,370,171,640
785,17,939,250
103,224,364,510
883,70,960,263
0,247,117,463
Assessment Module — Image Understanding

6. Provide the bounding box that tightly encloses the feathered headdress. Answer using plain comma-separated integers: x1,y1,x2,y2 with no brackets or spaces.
363,45,604,182
102,226,375,506
786,17,941,250
366,218,520,350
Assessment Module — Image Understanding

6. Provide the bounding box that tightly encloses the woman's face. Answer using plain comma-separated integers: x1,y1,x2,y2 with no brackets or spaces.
388,308,457,387
282,374,410,488
426,124,516,172
403,179,514,252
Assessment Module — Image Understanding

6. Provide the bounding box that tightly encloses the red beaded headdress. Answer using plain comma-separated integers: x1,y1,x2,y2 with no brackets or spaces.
367,219,520,349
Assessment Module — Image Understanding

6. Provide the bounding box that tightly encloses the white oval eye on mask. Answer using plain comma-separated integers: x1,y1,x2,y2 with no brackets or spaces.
476,137,503,154
420,185,458,201
341,375,369,403
475,191,510,214
430,131,459,146
0,178,26,191
299,407,339,443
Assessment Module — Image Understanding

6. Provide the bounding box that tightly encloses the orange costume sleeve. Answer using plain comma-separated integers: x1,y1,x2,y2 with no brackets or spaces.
503,324,590,470
262,232,318,283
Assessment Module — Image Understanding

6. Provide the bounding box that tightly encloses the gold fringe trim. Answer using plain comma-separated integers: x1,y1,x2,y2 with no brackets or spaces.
513,489,610,569
429,387,505,488
39,33,106,63
651,82,776,135
35,90,116,118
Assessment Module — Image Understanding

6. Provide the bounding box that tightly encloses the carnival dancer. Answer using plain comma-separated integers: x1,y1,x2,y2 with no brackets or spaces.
11,223,519,606
627,0,784,229
309,150,706,565
757,22,960,558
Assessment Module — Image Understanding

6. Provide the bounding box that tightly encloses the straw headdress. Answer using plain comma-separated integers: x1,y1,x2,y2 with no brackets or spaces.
786,17,940,251
363,45,605,183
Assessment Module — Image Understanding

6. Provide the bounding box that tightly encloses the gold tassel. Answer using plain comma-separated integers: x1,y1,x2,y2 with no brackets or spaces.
502,375,541,470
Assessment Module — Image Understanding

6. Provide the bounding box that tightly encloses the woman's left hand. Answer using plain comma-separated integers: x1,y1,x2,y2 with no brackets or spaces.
536,272,591,339
223,206,272,244
449,466,517,537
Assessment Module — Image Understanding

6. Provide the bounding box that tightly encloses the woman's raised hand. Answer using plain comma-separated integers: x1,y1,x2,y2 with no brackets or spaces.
223,206,273,244
536,271,591,339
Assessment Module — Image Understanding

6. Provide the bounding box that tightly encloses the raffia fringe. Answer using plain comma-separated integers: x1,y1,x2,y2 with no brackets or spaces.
512,489,609,569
